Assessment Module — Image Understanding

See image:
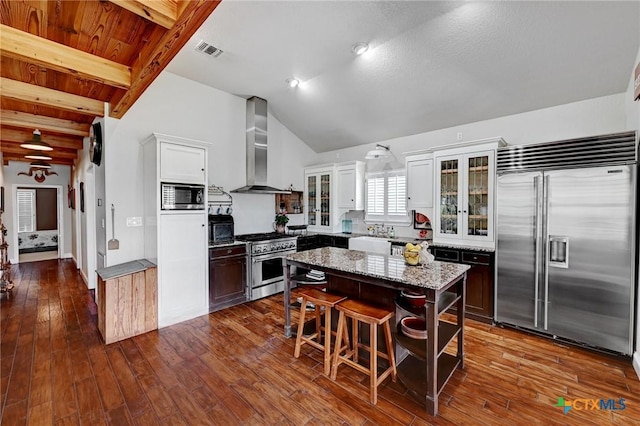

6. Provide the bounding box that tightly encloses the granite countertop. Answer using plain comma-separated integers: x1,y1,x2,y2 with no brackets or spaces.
294,231,432,245
208,240,247,249
96,259,156,281
286,247,469,290
430,242,495,253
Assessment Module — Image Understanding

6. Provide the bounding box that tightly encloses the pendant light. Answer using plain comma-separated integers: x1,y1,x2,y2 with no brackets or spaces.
24,152,53,161
365,144,391,160
30,160,52,169
20,129,53,151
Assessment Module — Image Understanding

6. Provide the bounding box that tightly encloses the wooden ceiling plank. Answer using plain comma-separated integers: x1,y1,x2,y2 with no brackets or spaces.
0,110,89,137
109,0,177,29
0,24,131,89
2,153,74,166
1,144,77,159
110,0,221,118
0,77,104,116
0,127,83,150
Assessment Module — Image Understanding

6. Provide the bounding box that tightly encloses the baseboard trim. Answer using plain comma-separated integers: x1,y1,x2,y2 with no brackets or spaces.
633,352,640,380
79,269,88,285
62,252,73,259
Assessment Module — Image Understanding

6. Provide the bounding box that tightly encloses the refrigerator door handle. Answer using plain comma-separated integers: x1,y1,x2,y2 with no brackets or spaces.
533,175,541,328
543,176,550,330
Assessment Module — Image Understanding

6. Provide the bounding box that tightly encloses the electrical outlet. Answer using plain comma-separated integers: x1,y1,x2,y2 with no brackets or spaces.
457,132,463,141
126,217,142,227
101,218,105,228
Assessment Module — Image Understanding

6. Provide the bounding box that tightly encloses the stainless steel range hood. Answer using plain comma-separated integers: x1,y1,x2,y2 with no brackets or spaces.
231,96,290,194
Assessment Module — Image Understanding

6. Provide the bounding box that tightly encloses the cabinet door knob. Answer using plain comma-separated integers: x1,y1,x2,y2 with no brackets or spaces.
408,196,411,200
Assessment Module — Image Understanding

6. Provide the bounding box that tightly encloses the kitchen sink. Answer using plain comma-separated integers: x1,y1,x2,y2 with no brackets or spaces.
348,236,391,255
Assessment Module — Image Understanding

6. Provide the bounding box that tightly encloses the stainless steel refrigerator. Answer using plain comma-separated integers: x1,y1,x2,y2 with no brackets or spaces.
495,132,637,355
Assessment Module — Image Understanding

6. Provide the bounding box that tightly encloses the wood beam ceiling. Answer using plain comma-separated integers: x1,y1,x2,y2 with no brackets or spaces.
110,0,221,118
0,77,104,117
109,0,178,29
0,127,83,151
2,154,73,166
0,110,90,137
0,0,222,166
0,24,131,89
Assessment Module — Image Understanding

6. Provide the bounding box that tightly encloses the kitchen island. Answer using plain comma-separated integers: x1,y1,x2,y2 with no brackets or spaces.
283,247,470,416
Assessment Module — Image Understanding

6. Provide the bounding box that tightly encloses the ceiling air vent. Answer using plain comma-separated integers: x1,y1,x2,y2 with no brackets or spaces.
195,40,223,57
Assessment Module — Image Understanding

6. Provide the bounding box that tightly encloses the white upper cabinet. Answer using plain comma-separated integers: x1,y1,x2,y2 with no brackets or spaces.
160,142,206,184
336,161,365,210
305,165,334,232
433,138,505,249
405,154,434,210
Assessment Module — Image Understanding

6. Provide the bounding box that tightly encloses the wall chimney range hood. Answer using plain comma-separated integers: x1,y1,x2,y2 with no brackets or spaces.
231,96,290,194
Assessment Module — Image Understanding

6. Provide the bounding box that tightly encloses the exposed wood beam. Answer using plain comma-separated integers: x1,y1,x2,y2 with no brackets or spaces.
0,127,83,150
0,77,105,117
2,154,73,166
1,144,78,159
0,24,131,89
0,110,90,137
110,0,221,118
109,0,177,29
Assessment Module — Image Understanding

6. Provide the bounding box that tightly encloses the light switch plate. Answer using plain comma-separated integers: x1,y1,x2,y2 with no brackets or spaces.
126,217,142,227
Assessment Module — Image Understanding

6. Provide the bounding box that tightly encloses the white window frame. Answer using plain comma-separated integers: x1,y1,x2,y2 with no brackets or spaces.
17,189,37,233
365,169,410,224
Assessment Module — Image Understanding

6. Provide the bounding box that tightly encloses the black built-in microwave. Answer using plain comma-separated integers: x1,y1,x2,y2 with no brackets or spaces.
161,182,205,210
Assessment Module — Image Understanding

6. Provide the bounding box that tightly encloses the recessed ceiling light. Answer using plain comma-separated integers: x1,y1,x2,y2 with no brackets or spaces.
286,78,300,88
25,152,52,161
351,42,369,56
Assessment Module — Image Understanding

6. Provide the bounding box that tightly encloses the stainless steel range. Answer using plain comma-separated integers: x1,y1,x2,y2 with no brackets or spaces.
235,233,297,300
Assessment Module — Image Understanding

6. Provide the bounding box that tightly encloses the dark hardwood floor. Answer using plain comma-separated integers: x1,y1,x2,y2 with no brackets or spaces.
1,259,638,425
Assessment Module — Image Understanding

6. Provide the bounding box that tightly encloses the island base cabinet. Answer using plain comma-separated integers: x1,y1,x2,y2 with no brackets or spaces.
393,277,466,416
97,267,157,345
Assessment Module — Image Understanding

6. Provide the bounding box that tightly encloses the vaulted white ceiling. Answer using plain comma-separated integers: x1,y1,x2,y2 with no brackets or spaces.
166,1,640,153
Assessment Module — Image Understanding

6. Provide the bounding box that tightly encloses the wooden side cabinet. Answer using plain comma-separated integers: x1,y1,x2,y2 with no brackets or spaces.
97,260,157,344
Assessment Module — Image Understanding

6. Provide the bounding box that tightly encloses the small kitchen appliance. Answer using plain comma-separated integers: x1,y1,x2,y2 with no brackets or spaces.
208,214,234,243
161,182,205,210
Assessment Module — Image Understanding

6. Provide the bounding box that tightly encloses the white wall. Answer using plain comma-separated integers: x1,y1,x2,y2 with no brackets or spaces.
2,162,72,262
70,135,99,289
102,71,315,265
310,93,629,239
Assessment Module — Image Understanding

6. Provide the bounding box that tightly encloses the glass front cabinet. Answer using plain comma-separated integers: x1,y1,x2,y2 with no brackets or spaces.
434,145,498,248
305,166,334,231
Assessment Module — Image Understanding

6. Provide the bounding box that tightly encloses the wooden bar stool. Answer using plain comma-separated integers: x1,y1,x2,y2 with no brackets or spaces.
293,287,350,376
330,299,397,405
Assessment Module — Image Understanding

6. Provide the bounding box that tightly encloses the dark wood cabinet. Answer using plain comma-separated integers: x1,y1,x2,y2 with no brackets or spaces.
209,245,247,312
297,235,321,252
317,234,349,248
431,247,494,323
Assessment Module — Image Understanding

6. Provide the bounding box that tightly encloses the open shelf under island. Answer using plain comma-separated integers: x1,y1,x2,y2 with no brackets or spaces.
283,247,469,416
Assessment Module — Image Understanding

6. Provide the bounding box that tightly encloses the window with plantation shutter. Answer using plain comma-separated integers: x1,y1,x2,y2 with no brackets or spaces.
365,170,409,223
17,189,36,232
